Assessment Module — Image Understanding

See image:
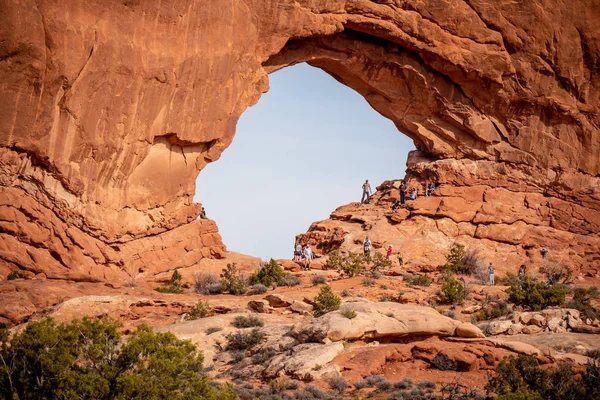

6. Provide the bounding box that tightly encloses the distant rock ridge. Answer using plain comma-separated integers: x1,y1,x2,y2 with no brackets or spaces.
1,0,599,280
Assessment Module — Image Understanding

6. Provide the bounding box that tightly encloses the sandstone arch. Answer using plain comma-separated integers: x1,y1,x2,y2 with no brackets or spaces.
0,0,599,281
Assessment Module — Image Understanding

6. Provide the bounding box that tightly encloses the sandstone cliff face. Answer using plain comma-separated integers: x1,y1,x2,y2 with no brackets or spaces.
0,0,599,280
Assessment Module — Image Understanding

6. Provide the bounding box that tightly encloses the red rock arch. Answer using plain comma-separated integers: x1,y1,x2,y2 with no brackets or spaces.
0,0,598,281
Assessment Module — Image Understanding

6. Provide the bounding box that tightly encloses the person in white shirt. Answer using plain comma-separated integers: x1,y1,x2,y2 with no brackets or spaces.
303,245,313,271
294,243,302,262
363,237,371,255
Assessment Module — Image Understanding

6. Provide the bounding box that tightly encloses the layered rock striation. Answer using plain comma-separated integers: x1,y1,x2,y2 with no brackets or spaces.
1,0,599,280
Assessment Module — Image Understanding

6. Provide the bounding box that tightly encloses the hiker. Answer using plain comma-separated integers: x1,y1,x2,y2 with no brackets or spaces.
400,181,406,205
392,199,402,211
518,264,526,287
303,245,313,271
386,245,393,260
363,237,371,255
426,182,436,197
294,243,302,262
361,180,372,204
397,251,404,265
541,247,548,259
409,188,417,201
200,207,207,219
488,262,495,286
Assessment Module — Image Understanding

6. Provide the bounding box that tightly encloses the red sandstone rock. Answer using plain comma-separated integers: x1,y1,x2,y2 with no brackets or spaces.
0,0,599,280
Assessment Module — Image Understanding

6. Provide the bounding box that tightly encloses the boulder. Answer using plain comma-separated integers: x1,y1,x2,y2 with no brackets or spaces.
248,300,272,313
289,300,313,315
456,323,486,338
521,325,542,334
290,302,461,343
487,320,512,336
264,342,344,380
530,314,546,327
461,305,483,314
508,323,523,335
265,294,294,308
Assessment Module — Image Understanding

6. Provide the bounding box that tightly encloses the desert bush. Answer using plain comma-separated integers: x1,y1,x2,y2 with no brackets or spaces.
0,317,235,400
311,274,327,286
206,327,222,335
232,350,246,363
7,270,22,280
341,288,350,297
341,309,357,319
461,248,486,278
294,384,335,400
249,259,285,287
444,243,466,273
540,262,574,284
365,374,388,386
567,287,599,320
471,300,509,322
371,252,392,271
440,273,466,304
221,263,248,295
185,300,215,320
394,378,413,390
325,250,368,277
353,379,369,389
485,353,600,400
362,277,376,286
444,310,457,320
417,380,436,391
380,293,391,302
232,315,264,328
251,347,277,365
431,353,457,371
249,284,268,295
312,286,341,317
193,272,223,294
506,276,568,311
404,274,433,287
282,274,301,287
156,269,184,294
225,328,265,351
328,376,348,393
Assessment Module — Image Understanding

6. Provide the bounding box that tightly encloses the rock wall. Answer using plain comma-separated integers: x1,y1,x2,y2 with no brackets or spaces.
1,0,599,280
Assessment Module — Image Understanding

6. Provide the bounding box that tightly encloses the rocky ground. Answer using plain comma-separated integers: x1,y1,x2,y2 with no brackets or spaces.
2,247,599,398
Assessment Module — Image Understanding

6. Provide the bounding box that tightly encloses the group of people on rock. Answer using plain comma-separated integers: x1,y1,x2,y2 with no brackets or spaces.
391,180,438,211
363,237,404,265
487,247,550,287
294,243,314,271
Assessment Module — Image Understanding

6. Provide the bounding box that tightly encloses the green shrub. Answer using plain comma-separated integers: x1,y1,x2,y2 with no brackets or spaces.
371,252,392,271
221,263,247,295
325,250,368,277
0,317,235,400
471,300,509,322
185,300,215,320
485,353,600,400
439,273,466,304
567,287,599,319
225,328,265,351
249,259,285,287
443,243,466,273
249,284,268,295
313,286,341,317
362,277,376,286
506,276,568,311
7,270,21,280
404,274,432,287
156,269,184,294
282,274,301,287
232,315,264,328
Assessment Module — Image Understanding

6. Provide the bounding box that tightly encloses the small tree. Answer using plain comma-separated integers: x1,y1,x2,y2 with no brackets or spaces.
313,286,341,317
439,273,466,304
370,252,392,271
221,263,247,295
443,243,466,273
156,269,184,294
249,259,285,287
506,276,568,311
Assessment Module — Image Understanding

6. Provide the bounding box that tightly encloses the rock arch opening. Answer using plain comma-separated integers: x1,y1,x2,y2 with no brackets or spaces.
195,63,415,259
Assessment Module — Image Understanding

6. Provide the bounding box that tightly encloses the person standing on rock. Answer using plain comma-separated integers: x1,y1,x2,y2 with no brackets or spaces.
488,262,495,286
400,181,406,205
518,264,526,286
303,245,313,271
363,237,371,256
541,247,548,259
294,243,302,262
386,245,393,260
397,251,404,266
361,180,372,204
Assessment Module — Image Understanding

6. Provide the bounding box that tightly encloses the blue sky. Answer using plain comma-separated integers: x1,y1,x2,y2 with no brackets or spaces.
195,63,415,260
